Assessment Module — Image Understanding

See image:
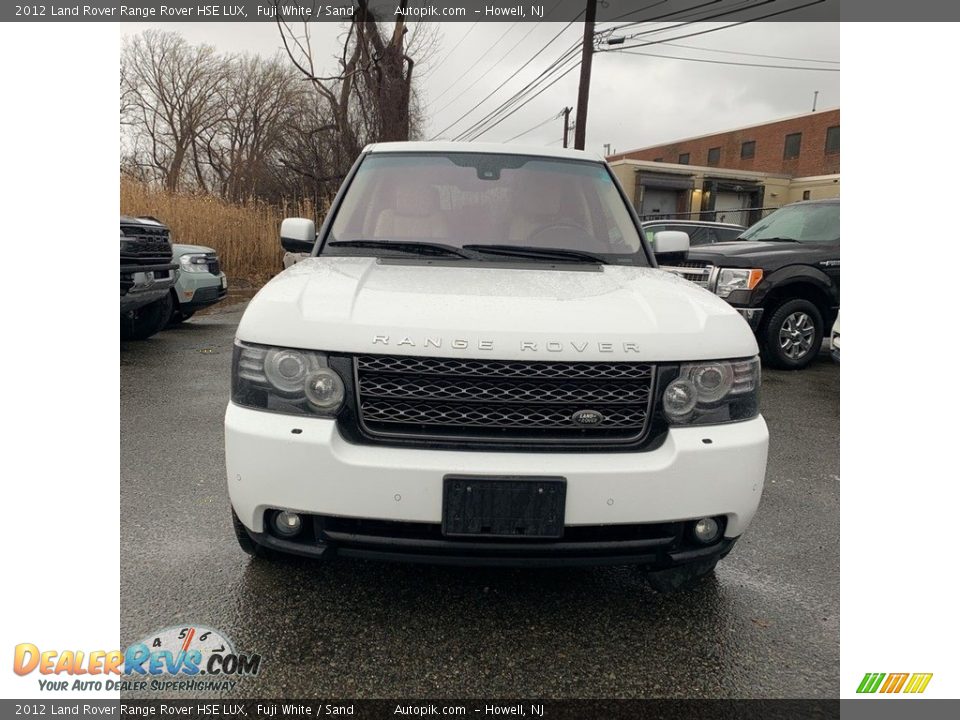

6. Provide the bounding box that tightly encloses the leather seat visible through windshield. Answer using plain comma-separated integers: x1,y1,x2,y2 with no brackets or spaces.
373,185,449,240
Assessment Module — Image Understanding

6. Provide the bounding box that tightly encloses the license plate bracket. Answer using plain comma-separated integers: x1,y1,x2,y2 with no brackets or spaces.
442,475,566,539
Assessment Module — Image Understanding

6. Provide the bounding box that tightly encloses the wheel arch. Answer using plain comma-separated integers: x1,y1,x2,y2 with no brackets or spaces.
758,274,835,328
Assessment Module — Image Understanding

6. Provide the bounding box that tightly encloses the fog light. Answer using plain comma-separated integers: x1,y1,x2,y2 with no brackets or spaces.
272,510,302,537
693,517,720,544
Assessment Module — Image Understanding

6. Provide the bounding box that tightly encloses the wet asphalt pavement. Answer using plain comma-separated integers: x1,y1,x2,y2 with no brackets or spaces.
120,304,839,699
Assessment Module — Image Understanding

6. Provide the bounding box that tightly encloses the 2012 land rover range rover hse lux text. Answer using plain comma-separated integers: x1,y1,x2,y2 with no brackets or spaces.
225,142,769,591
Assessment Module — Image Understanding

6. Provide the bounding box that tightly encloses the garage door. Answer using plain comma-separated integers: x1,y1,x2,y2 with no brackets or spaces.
640,188,682,220
714,191,751,226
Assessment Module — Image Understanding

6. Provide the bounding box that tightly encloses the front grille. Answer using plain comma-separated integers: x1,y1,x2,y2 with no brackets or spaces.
660,261,713,289
354,354,655,446
205,254,221,276
120,224,173,267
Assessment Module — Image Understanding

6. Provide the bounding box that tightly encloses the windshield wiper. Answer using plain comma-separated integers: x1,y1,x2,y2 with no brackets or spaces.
463,244,608,265
753,237,800,243
326,240,477,259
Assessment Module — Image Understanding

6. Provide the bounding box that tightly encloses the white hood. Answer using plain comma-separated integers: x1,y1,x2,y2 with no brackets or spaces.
237,257,758,361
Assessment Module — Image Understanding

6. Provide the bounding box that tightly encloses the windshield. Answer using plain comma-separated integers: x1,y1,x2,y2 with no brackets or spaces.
741,202,840,243
325,152,647,264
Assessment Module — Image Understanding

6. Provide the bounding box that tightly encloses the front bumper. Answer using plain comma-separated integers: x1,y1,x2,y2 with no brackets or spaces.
175,272,227,311
120,268,177,313
225,403,768,564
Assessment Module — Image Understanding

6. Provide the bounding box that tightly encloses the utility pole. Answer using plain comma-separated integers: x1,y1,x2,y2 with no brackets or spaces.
603,143,611,156
812,90,819,112
562,106,572,148
573,0,597,150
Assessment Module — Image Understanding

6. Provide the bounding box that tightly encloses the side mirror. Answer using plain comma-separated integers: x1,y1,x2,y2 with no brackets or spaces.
280,217,316,253
652,230,690,255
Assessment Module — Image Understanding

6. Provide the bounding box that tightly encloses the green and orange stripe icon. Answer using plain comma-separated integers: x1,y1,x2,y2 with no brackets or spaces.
857,672,933,694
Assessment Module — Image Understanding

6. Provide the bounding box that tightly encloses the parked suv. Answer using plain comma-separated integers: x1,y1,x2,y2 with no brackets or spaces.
660,199,840,370
225,143,769,590
120,216,178,341
169,244,228,324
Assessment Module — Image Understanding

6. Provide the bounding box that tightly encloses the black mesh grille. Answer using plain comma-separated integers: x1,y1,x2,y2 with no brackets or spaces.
354,355,655,446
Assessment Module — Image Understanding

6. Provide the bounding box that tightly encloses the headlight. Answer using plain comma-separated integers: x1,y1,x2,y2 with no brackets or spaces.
232,342,345,417
663,357,760,425
179,253,210,273
716,268,763,298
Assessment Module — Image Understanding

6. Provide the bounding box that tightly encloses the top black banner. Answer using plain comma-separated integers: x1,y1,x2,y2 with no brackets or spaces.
4,0,955,22
0,0,881,23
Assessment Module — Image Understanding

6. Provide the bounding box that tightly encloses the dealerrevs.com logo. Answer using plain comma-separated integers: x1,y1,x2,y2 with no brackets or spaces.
13,625,262,693
857,673,933,694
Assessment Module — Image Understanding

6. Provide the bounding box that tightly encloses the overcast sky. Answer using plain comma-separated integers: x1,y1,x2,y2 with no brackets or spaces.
120,21,839,156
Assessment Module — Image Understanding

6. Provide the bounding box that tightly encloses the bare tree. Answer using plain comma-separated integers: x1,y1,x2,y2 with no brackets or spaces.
275,1,435,178
198,55,303,201
121,30,227,192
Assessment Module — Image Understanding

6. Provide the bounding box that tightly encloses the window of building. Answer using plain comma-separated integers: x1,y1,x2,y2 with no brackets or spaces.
707,147,721,166
741,140,756,159
678,153,690,165
783,132,802,160
825,125,840,154
803,190,811,200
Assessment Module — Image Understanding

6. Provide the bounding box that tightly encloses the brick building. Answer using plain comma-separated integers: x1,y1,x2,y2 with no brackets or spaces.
607,109,840,226
608,108,840,177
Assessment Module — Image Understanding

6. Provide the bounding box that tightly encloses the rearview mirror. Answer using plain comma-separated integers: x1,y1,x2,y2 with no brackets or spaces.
280,217,316,253
652,230,690,255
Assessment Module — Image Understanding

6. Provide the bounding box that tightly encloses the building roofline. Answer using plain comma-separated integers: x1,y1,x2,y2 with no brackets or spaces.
609,107,841,158
608,157,791,180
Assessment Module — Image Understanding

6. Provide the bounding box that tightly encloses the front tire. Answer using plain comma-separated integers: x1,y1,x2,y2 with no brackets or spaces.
761,298,823,370
120,293,174,341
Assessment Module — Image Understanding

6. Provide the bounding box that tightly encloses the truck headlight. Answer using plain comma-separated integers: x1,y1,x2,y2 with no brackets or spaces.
232,341,345,417
663,357,760,425
179,253,210,273
716,268,763,298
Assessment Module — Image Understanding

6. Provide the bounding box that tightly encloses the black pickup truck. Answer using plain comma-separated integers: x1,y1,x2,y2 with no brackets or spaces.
120,215,178,340
660,199,840,370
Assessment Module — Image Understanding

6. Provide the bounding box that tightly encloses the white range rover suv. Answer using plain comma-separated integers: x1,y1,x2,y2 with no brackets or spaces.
225,142,769,590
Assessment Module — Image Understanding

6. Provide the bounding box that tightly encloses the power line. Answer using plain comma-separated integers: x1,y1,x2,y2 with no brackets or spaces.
604,0,752,33
466,61,583,142
605,0,829,52
659,41,839,64
430,22,522,104
432,6,561,118
455,42,581,140
422,22,478,82
430,13,584,140
456,0,780,144
456,46,582,141
617,49,841,71
504,111,563,143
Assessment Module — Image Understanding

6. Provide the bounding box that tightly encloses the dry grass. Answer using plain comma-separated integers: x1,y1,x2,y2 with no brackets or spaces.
120,179,318,284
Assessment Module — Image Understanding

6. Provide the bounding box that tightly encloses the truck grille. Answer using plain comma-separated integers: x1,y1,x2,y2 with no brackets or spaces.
660,262,713,289
354,355,655,446
205,255,221,276
120,224,173,267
